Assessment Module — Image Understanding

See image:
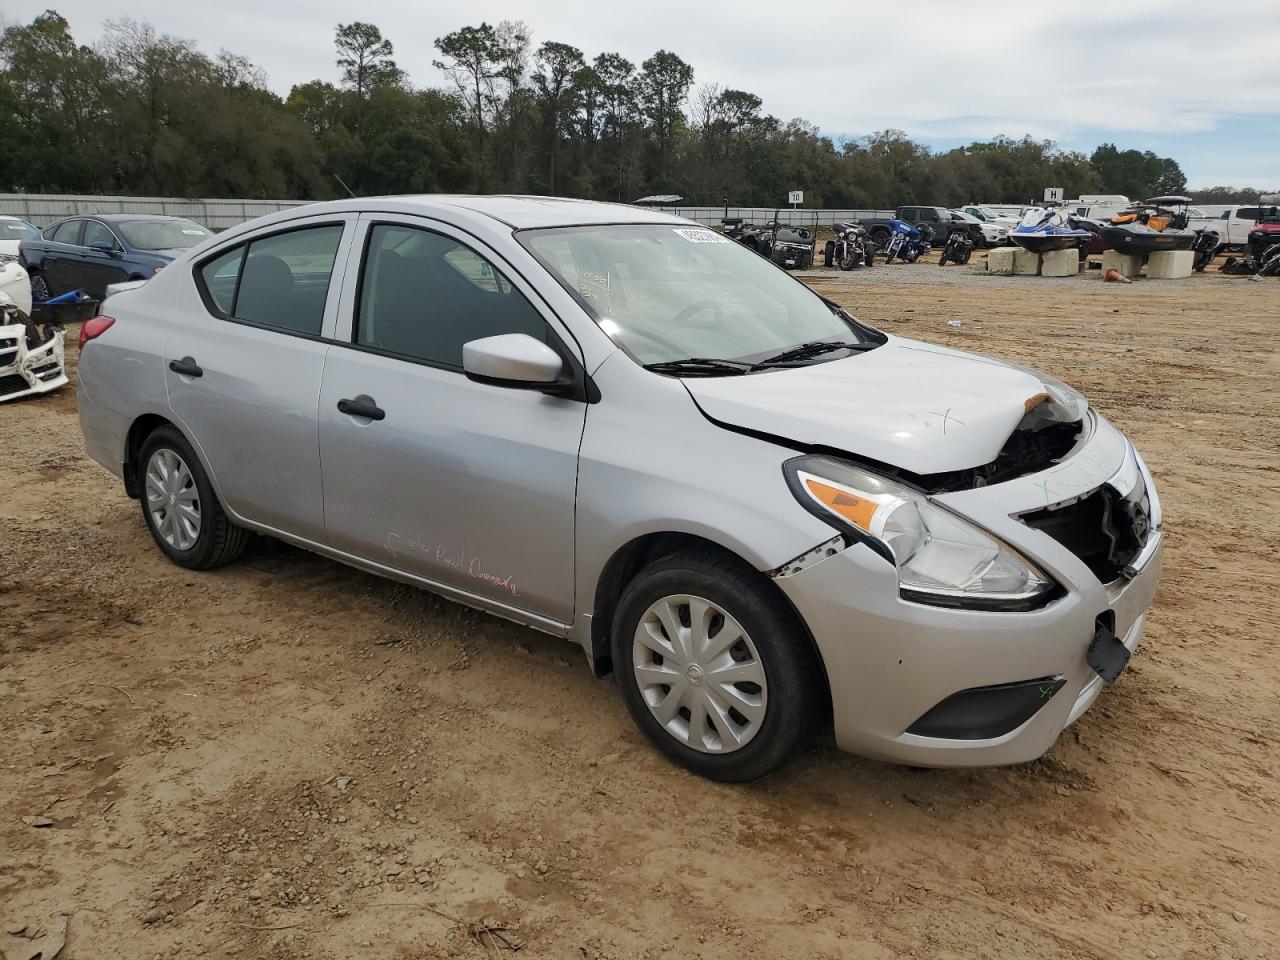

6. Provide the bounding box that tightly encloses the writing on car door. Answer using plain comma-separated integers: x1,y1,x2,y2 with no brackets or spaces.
316,218,588,624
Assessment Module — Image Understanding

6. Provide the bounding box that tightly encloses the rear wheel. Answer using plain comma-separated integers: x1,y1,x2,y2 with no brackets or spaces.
611,550,819,782
138,426,249,570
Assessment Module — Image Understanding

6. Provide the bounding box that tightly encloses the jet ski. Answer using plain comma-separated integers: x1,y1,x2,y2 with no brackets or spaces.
1008,207,1093,253
1101,196,1198,254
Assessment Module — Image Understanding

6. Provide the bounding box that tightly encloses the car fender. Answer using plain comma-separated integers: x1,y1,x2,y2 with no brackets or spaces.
573,353,837,640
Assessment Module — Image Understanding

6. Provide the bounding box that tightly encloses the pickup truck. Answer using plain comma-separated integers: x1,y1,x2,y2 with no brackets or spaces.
1246,200,1280,258
860,206,985,249
1189,204,1276,250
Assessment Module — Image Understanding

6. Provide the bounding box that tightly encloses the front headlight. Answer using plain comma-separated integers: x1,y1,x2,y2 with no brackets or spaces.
784,456,1056,610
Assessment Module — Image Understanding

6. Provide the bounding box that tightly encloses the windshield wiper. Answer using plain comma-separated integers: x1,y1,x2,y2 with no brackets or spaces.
751,340,878,368
643,357,753,377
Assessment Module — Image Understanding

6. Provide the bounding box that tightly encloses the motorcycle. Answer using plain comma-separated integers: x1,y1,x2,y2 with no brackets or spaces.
882,219,932,264
938,230,974,266
823,221,875,270
1191,229,1220,272
756,219,816,270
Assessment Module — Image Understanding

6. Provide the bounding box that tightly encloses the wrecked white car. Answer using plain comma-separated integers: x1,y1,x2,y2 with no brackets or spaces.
0,261,68,403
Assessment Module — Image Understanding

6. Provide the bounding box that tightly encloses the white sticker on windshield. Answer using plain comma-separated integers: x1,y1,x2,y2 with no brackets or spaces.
182,229,207,235
673,228,730,244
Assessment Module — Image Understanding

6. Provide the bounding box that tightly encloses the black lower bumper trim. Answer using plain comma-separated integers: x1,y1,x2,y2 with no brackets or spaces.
1088,616,1130,683
906,676,1066,741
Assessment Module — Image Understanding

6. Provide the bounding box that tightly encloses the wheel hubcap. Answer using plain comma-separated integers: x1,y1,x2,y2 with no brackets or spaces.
632,594,767,754
145,448,201,551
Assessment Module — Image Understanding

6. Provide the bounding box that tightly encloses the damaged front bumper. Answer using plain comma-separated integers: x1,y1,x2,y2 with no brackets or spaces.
0,322,68,403
774,413,1164,767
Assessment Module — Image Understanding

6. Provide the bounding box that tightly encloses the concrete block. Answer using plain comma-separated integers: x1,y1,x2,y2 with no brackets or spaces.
1146,249,1194,279
986,246,1015,275
1101,250,1142,278
1040,248,1079,277
1012,248,1041,275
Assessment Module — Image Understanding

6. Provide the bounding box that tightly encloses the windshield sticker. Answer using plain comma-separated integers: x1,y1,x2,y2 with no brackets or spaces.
673,228,730,244
182,229,207,236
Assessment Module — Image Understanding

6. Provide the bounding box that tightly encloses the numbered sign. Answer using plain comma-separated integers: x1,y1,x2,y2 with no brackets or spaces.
788,190,804,205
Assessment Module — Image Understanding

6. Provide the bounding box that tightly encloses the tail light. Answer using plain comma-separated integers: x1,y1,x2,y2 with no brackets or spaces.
79,315,116,350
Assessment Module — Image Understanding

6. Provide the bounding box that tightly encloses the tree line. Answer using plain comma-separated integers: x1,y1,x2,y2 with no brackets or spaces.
1,11,1273,208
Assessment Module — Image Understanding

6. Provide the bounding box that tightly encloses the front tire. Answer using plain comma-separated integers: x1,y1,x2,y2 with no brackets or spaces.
611,550,818,782
138,426,249,570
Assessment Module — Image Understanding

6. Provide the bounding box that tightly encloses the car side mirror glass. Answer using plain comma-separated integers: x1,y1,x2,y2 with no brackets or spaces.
463,333,565,391
90,240,119,254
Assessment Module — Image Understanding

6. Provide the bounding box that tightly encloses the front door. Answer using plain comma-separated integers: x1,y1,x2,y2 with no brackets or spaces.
78,220,131,298
317,216,587,624
165,215,358,542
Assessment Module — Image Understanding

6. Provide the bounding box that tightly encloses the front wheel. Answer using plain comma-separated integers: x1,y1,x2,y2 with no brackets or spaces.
138,426,249,570
611,550,819,782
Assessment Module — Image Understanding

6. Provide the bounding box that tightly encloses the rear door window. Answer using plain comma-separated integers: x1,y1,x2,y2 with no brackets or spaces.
50,220,83,244
194,224,344,337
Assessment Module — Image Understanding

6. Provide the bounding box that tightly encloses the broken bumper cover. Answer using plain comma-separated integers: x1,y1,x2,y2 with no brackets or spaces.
0,322,68,403
776,415,1164,767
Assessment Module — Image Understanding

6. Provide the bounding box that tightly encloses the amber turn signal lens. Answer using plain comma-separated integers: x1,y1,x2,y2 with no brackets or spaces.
803,477,878,531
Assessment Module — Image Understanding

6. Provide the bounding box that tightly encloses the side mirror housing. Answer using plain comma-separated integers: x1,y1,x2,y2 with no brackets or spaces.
90,241,120,256
463,334,567,393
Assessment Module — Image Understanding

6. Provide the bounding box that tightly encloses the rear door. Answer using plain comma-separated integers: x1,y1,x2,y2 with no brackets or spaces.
40,219,85,296
1232,207,1261,245
316,214,587,624
166,214,358,541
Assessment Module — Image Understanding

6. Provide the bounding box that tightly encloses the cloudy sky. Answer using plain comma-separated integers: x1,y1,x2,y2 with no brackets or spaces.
7,0,1278,187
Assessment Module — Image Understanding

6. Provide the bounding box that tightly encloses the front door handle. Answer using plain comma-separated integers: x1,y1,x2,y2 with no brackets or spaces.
169,356,203,378
337,394,385,421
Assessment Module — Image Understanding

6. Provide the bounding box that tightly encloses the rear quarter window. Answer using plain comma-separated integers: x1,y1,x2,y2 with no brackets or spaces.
198,246,245,316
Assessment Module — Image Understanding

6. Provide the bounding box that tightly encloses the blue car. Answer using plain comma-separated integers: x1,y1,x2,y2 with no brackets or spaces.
20,214,212,300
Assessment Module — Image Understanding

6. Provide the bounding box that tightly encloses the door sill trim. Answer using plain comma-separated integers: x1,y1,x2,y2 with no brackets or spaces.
228,514,573,639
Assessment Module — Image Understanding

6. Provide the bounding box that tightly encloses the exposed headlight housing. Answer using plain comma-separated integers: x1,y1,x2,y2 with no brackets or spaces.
784,456,1056,611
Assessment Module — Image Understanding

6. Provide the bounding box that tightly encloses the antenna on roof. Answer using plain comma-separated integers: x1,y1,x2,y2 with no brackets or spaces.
333,174,357,199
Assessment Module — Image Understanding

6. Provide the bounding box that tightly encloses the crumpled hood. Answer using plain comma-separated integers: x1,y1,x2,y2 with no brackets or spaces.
684,337,1064,474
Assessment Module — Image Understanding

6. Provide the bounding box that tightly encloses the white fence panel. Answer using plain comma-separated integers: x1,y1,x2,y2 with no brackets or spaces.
0,193,311,230
0,194,897,232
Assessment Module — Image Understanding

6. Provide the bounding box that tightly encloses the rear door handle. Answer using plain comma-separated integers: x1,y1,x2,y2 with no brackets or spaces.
169,356,203,378
337,394,385,421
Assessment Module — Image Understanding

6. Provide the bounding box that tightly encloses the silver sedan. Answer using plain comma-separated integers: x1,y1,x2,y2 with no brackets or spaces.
77,196,1162,781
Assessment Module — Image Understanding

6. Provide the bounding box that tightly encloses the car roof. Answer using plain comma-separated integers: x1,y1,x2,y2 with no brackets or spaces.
90,214,202,224
356,194,689,229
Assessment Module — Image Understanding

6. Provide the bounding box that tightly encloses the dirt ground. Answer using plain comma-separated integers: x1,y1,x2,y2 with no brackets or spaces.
2,264,1278,960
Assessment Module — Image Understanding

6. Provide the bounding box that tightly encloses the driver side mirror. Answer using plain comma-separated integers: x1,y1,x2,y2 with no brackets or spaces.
463,333,569,394
90,240,121,256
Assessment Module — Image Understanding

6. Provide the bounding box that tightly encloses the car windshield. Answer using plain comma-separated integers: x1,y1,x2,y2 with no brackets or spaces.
521,223,864,366
1,220,38,238
117,219,211,250
973,207,1004,220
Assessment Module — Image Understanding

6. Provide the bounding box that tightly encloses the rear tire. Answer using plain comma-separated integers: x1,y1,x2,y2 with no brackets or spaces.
138,426,249,570
610,549,819,782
